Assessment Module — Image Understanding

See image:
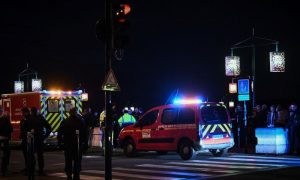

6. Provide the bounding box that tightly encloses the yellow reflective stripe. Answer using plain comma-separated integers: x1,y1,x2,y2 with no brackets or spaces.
53,121,62,132
46,113,53,121
49,113,59,124
210,125,217,133
224,123,231,134
202,125,211,137
201,125,205,129
218,124,226,132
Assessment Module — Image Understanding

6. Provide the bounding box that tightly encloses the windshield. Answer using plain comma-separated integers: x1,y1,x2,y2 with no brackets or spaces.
200,105,228,124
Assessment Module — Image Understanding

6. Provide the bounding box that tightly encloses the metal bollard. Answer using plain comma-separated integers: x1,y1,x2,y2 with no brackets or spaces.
27,129,35,180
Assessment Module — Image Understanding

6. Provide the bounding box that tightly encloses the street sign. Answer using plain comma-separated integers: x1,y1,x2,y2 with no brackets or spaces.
102,69,120,91
238,79,249,95
238,94,250,101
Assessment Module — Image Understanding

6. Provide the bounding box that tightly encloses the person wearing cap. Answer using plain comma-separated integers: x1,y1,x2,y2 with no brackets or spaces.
0,108,13,176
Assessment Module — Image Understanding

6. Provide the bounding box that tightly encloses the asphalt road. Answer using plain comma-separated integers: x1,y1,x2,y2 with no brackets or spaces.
2,148,300,180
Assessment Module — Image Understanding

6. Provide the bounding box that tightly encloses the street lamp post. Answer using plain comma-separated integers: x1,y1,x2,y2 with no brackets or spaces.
226,29,285,109
15,63,42,93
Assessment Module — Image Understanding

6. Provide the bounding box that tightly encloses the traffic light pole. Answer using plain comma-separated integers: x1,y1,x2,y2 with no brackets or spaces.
104,0,113,179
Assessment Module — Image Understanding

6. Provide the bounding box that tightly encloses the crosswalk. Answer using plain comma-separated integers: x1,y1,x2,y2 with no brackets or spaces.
48,154,300,180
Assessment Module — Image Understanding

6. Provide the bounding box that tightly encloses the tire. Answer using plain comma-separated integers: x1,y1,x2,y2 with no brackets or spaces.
157,151,168,155
123,139,136,157
178,140,195,160
210,149,227,157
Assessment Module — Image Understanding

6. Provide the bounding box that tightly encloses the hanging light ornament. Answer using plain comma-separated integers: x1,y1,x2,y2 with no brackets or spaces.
225,56,240,76
32,78,42,92
14,81,24,93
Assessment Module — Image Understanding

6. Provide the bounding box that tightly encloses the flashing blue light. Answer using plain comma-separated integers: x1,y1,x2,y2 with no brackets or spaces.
173,98,202,105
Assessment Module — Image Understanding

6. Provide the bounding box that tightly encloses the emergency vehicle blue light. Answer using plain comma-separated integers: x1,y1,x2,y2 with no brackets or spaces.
173,98,202,105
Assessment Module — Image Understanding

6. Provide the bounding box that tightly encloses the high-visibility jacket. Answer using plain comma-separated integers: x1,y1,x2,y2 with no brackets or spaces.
99,110,106,127
118,113,136,128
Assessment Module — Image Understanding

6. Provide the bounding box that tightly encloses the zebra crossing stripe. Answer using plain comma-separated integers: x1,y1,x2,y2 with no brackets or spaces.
189,159,286,167
48,172,120,180
82,170,184,180
113,167,210,177
213,157,300,164
167,162,265,169
137,164,239,174
231,155,300,161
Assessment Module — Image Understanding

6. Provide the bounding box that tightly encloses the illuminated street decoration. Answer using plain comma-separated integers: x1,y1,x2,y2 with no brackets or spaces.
270,52,285,72
32,78,42,92
14,81,24,93
225,56,240,76
229,101,234,108
229,83,237,94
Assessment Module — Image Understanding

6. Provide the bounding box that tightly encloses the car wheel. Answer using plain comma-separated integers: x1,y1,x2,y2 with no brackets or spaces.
157,151,168,155
210,149,227,157
123,139,136,157
178,140,195,160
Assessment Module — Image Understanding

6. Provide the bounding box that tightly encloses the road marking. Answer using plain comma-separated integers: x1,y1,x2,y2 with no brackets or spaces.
48,172,109,180
137,164,238,174
113,167,210,177
231,155,300,161
167,162,265,169
213,157,300,164
83,170,184,180
188,159,285,167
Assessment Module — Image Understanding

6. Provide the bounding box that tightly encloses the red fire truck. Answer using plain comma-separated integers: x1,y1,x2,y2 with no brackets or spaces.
1,90,84,144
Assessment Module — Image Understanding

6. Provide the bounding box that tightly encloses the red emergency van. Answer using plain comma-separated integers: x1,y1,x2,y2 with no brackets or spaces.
119,99,234,160
1,90,83,144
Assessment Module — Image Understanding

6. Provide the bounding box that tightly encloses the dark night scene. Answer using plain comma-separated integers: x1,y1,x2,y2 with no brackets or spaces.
0,0,300,180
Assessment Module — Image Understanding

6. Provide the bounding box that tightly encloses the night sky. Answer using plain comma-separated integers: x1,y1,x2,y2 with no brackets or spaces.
1,0,300,111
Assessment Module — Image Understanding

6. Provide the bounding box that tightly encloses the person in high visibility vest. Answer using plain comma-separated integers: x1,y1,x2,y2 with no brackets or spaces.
118,109,136,129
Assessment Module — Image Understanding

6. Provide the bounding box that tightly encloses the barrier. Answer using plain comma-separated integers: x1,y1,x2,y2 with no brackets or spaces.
255,127,289,154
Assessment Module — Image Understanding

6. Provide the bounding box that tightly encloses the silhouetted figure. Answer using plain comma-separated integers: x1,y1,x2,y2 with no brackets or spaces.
57,108,88,180
0,109,13,176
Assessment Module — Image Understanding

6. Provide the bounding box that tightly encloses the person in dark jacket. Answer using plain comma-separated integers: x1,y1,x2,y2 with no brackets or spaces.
287,103,300,155
30,107,51,175
57,108,88,180
0,109,13,176
19,107,31,173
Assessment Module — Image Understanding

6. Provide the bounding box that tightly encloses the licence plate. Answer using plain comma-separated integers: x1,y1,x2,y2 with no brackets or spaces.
212,134,223,139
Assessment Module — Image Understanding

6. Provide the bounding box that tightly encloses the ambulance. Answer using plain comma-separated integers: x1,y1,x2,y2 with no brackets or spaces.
119,98,234,160
1,90,84,144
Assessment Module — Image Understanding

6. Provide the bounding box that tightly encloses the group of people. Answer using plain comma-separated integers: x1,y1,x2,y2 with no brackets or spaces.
232,102,300,155
99,104,142,149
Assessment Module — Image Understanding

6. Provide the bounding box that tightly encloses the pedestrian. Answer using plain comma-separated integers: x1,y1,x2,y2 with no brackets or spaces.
82,108,94,148
111,103,121,148
30,107,52,175
132,107,142,121
99,109,106,149
19,107,31,174
267,105,277,127
57,108,88,180
0,108,13,176
118,109,136,129
275,104,288,127
287,103,300,155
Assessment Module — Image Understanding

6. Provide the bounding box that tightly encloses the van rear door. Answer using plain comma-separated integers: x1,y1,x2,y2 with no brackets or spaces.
199,104,231,147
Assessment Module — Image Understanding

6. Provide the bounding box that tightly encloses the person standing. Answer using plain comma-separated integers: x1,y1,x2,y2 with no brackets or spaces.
30,107,51,175
19,107,31,174
267,105,277,127
0,109,13,176
118,109,136,129
111,104,121,148
82,108,94,148
276,104,288,128
57,108,88,180
287,103,300,155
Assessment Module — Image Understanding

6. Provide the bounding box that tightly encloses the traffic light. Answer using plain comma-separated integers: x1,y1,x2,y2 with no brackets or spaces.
112,2,131,53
